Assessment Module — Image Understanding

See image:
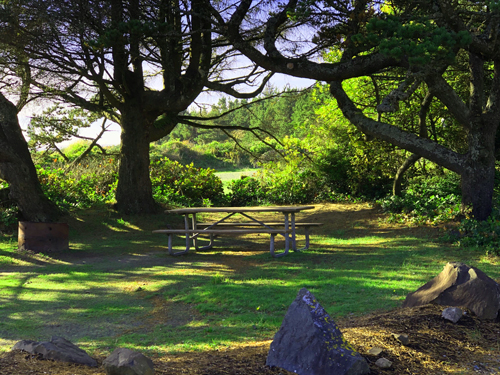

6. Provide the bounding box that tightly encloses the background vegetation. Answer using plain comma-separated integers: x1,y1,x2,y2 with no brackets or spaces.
1,82,499,254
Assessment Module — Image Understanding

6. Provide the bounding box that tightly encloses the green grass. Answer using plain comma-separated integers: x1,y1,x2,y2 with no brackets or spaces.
0,206,498,358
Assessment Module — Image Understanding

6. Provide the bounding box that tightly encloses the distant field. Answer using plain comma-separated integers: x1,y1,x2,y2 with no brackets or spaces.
216,169,258,192
215,169,257,181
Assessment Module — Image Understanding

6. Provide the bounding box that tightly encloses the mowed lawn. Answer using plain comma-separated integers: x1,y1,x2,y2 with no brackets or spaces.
0,203,498,358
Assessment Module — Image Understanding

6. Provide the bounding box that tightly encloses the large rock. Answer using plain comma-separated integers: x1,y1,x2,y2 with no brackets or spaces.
103,348,155,375
13,336,97,367
266,288,369,375
403,262,500,319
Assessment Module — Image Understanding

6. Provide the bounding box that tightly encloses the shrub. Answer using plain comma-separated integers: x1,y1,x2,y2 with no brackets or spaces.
259,168,319,205
228,177,264,206
450,212,500,255
37,159,118,209
377,173,461,224
150,158,225,206
314,148,352,194
0,207,18,230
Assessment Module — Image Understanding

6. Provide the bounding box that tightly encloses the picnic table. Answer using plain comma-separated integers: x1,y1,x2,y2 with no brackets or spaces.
153,206,322,257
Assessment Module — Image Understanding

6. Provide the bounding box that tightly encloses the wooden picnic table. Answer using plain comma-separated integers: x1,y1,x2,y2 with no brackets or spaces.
153,206,321,257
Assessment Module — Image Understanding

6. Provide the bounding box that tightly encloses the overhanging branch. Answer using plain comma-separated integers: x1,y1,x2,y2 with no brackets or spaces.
329,80,466,174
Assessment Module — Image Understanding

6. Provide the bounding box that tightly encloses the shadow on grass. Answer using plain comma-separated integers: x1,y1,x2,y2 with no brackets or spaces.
0,204,498,355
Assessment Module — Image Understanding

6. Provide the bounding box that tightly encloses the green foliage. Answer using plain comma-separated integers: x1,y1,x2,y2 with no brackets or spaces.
37,159,118,209
150,158,225,206
259,167,319,205
378,173,462,224
34,155,225,209
228,178,263,206
0,207,18,229
353,14,472,66
452,213,500,255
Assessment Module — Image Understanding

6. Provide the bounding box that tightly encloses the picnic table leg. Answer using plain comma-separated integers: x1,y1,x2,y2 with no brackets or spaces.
270,233,290,257
294,226,311,251
191,213,215,251
167,232,191,256
291,212,297,251
270,214,290,257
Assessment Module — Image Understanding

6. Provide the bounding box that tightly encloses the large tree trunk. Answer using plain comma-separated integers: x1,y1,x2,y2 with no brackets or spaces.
114,105,159,214
0,93,61,222
460,115,498,221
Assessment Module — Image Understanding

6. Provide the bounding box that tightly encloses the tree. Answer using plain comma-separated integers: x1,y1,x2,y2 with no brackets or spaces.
1,0,271,213
0,64,61,221
219,0,500,220
27,105,113,166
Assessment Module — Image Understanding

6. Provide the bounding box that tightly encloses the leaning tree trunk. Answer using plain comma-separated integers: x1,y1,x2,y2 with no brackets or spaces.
393,153,421,196
0,93,61,222
114,105,159,214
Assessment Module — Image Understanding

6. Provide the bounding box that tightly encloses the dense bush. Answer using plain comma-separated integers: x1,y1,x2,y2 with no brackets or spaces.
37,159,118,209
34,156,225,210
0,206,17,230
377,173,462,224
228,177,263,206
450,211,500,255
150,158,225,206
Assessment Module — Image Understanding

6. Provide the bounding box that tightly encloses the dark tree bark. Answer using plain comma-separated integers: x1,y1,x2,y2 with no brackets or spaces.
393,154,421,197
0,92,61,222
114,105,159,214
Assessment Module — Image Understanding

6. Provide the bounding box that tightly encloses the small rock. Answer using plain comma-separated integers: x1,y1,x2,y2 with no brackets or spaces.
103,348,154,375
442,307,463,323
391,333,409,345
375,358,392,369
367,347,383,356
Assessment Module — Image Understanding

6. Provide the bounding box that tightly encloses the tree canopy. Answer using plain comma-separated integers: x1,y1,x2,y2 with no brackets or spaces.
217,0,500,220
0,0,272,213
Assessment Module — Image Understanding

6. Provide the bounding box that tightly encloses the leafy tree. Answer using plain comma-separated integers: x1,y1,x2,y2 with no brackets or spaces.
1,0,271,213
27,105,113,165
220,0,500,220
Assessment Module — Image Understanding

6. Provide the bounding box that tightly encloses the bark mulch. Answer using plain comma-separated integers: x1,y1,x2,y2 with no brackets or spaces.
1,304,499,375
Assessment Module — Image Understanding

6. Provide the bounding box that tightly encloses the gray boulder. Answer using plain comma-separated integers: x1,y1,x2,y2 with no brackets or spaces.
13,336,97,367
403,262,500,319
266,288,369,375
103,348,155,375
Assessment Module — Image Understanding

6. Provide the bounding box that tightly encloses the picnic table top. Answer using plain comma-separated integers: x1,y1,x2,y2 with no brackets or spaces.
165,205,315,215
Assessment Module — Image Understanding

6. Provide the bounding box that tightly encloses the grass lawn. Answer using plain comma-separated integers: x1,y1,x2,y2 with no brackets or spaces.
0,203,498,359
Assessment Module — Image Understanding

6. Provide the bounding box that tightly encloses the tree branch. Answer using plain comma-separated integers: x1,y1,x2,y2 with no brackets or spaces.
329,80,466,174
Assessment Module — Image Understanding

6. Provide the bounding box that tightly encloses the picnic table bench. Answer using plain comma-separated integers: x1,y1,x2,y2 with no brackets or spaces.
153,206,322,257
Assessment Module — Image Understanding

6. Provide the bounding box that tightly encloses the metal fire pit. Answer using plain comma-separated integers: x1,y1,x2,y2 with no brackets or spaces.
18,222,69,252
